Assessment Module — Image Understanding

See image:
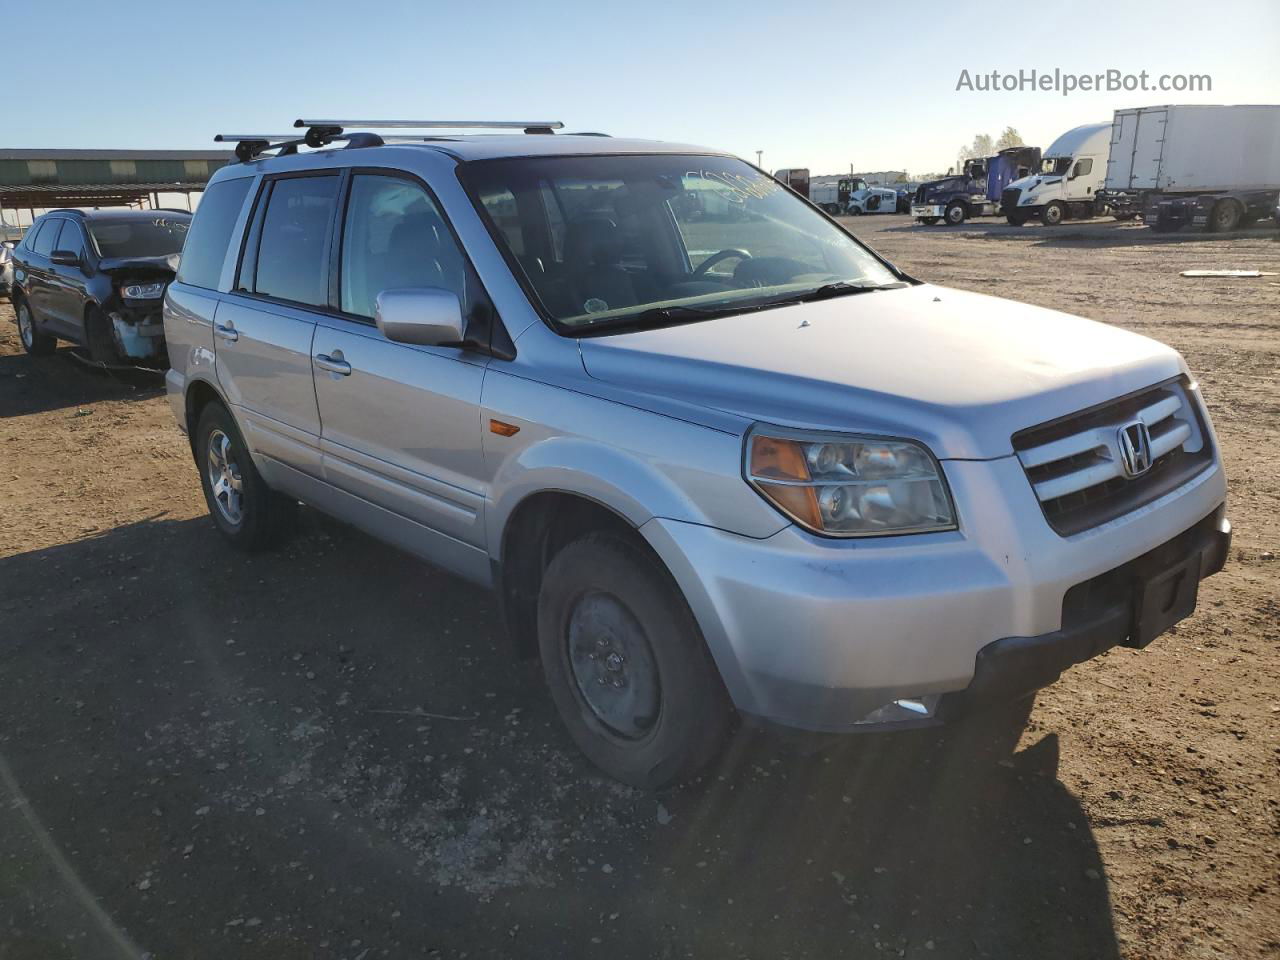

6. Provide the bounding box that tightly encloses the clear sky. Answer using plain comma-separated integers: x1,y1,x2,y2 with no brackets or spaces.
9,0,1279,177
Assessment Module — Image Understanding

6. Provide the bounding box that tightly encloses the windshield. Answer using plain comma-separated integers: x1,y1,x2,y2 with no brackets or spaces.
89,216,189,259
1040,157,1072,176
461,154,900,331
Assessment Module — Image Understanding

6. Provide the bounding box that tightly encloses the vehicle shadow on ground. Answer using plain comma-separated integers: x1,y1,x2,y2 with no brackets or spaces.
0,347,163,419
0,512,1119,959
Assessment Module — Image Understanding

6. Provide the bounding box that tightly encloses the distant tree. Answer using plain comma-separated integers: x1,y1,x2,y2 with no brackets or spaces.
996,126,1025,149
957,133,995,167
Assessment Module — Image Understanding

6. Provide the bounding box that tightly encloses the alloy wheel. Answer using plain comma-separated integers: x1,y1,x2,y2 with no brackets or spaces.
206,429,245,526
17,303,33,349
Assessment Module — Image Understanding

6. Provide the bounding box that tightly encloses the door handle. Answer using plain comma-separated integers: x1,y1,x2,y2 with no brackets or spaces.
315,353,352,376
214,323,239,342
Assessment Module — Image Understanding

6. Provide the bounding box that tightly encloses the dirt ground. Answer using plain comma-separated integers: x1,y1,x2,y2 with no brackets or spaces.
1,215,1276,960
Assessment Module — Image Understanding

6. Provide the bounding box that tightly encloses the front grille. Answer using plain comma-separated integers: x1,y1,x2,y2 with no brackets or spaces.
1000,188,1019,214
1012,377,1214,536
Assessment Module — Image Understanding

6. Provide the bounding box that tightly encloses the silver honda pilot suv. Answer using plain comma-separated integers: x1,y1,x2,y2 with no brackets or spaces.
164,122,1230,788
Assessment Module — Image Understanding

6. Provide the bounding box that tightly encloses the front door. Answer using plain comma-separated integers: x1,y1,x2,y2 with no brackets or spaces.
214,173,341,478
46,219,91,332
1065,157,1096,204
312,172,490,552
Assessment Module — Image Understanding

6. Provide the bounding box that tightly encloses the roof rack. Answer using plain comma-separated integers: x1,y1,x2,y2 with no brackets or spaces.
217,118,569,164
294,119,564,135
215,127,384,163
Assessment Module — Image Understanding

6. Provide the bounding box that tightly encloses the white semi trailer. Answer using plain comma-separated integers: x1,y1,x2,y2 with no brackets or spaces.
1099,104,1280,231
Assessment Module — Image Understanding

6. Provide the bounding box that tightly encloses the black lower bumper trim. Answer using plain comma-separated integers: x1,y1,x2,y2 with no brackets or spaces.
938,505,1230,719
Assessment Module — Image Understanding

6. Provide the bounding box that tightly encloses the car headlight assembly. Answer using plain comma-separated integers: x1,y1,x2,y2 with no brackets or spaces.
746,429,957,537
122,281,166,299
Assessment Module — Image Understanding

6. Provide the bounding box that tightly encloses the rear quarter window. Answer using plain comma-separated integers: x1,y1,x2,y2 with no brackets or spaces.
176,177,253,290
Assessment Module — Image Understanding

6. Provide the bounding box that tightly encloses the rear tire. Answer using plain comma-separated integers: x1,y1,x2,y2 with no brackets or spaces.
537,532,734,789
1209,199,1242,233
15,297,56,356
194,401,296,551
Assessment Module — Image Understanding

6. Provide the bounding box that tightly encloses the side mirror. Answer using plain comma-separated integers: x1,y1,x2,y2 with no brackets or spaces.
375,288,465,348
50,249,81,267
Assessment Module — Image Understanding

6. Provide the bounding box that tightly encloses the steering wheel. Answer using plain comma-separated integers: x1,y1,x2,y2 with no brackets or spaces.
692,248,752,279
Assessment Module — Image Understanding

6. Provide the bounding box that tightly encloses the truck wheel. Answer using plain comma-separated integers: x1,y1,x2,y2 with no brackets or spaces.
918,217,940,225
1005,214,1027,226
1209,199,1242,233
1040,201,1067,226
944,202,967,225
537,532,734,789
15,297,56,356
194,402,297,551
1114,212,1138,221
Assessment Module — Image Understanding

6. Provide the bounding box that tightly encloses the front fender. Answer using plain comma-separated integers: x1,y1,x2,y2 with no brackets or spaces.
486,433,787,558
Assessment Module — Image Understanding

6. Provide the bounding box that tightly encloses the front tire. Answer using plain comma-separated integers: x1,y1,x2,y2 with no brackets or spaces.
537,533,734,789
15,297,56,356
1005,214,1027,226
194,402,296,551
1040,200,1067,226
944,201,967,225
918,217,940,225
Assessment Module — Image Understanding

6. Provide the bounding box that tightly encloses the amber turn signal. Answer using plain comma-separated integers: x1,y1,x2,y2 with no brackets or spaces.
489,419,521,437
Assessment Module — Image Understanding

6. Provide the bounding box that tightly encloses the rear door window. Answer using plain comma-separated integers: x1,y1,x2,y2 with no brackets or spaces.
252,175,340,307
176,177,252,289
31,220,60,257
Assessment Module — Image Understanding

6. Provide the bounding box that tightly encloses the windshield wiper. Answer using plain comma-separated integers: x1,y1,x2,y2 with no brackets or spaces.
782,280,909,304
578,281,910,334
584,302,768,331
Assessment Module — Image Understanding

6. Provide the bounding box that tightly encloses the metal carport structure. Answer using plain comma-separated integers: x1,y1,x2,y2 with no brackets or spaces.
0,148,233,233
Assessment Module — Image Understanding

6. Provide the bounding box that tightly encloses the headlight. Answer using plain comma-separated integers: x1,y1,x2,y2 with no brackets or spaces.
745,429,956,537
122,281,165,299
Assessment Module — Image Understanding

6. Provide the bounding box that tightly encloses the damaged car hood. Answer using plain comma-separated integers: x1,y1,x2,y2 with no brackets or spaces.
577,283,1185,459
97,253,180,275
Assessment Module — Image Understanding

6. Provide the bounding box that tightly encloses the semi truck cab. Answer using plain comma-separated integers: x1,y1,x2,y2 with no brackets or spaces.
1000,123,1110,225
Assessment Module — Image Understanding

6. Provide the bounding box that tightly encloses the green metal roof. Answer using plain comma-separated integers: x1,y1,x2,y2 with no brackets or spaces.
0,149,234,208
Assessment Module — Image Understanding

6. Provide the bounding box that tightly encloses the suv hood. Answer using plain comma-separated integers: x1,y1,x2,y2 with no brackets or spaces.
578,284,1184,459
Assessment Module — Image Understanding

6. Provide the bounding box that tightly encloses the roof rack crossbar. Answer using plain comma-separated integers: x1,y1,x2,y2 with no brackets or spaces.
294,119,563,132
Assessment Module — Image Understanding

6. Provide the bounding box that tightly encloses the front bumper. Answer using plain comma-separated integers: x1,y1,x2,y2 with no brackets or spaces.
642,453,1228,732
912,204,945,218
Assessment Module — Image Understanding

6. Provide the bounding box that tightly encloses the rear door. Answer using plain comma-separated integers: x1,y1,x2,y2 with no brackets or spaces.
311,171,490,555
22,218,63,328
214,173,340,478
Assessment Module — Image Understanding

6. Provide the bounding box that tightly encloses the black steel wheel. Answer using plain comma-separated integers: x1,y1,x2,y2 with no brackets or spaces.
537,532,734,789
